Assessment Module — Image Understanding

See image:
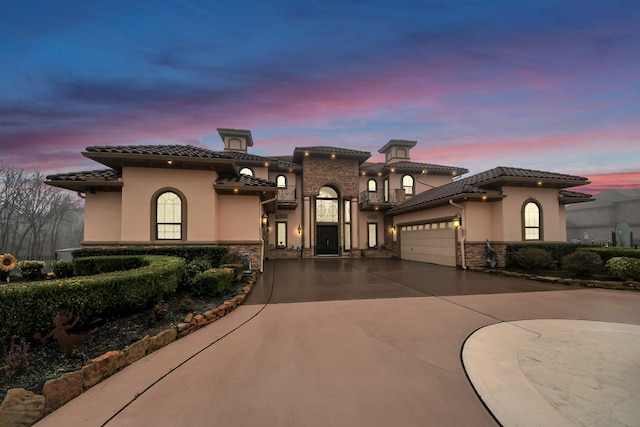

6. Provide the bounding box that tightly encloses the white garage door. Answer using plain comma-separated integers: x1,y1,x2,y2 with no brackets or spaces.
400,222,456,266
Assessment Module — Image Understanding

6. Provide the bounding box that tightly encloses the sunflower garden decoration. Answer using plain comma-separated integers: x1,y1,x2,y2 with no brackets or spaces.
0,253,18,283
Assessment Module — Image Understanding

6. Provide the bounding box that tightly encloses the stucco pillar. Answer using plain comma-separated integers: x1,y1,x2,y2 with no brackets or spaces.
351,197,359,249
303,196,311,249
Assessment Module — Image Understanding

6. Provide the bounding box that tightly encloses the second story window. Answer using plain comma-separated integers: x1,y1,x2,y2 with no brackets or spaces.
402,175,414,195
276,175,287,188
240,167,253,176
368,179,377,192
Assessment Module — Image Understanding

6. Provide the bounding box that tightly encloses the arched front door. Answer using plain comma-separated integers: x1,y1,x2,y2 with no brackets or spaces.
316,186,340,255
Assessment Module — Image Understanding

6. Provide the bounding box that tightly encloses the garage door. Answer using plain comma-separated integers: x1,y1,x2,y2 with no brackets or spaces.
400,222,456,266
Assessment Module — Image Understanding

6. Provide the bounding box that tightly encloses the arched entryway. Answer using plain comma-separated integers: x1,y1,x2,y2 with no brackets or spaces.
316,186,340,255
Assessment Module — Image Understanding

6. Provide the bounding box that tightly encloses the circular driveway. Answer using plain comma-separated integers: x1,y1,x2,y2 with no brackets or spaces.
35,259,640,427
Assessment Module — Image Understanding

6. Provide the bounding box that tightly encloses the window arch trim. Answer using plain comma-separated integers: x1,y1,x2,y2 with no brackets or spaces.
522,199,542,241
151,188,187,241
402,175,414,195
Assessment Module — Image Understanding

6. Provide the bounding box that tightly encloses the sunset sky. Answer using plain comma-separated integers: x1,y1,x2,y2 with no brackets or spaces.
1,0,638,193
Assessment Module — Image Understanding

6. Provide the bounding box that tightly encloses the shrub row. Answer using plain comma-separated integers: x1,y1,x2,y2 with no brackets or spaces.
72,246,228,265
577,247,640,263
506,243,584,268
72,255,148,276
0,256,186,345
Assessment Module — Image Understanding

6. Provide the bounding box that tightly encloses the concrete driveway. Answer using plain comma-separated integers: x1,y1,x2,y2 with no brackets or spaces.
36,259,640,427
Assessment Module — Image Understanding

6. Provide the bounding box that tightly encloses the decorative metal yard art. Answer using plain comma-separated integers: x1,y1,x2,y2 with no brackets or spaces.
0,253,18,283
486,240,497,268
34,313,98,359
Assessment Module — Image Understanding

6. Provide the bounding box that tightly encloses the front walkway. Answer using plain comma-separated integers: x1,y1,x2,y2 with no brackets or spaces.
35,259,640,426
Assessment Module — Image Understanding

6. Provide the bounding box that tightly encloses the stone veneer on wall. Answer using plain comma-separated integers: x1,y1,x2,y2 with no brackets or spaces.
463,241,508,268
302,158,360,197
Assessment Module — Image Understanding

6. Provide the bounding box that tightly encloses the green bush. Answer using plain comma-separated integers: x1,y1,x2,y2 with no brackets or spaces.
604,257,640,280
52,261,75,279
190,268,234,297
220,263,244,281
183,259,212,289
72,246,228,265
561,251,603,278
73,256,148,276
512,247,553,273
18,261,45,280
578,247,640,264
0,256,185,345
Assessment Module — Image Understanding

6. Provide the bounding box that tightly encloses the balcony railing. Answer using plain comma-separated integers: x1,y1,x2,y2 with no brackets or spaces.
277,186,298,209
278,186,296,201
359,189,406,209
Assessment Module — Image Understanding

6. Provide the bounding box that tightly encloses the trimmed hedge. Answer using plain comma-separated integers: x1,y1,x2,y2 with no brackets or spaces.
18,260,45,280
0,256,185,345
190,268,234,297
511,247,553,273
73,255,148,276
577,247,640,264
72,246,228,265
561,251,603,278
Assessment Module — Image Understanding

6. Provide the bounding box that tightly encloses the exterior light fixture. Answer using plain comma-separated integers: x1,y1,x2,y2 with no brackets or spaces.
262,213,268,226
331,153,336,159
233,188,239,194
297,224,303,234
167,160,173,165
537,181,543,186
304,152,309,156
453,213,461,228
390,168,395,173
264,162,269,167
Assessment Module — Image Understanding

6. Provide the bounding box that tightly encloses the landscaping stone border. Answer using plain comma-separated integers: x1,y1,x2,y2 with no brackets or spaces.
0,273,257,427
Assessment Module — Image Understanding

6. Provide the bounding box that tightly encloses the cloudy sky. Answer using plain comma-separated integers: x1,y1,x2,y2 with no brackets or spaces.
1,0,638,193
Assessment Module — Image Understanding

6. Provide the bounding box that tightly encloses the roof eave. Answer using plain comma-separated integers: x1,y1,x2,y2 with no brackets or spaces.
83,152,239,174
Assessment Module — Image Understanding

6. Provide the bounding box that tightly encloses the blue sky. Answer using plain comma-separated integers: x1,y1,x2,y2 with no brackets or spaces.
1,0,639,192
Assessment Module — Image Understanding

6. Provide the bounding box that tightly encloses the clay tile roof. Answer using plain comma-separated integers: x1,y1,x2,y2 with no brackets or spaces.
295,146,371,156
45,169,121,182
85,144,227,159
215,175,276,187
388,166,590,214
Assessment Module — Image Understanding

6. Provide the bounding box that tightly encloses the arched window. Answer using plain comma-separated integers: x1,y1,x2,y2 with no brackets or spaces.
367,179,377,192
240,167,253,176
276,175,287,188
523,201,542,240
402,175,414,195
156,191,183,240
316,186,338,223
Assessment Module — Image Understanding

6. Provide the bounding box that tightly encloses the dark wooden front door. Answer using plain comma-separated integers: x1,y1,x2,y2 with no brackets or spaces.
316,225,339,255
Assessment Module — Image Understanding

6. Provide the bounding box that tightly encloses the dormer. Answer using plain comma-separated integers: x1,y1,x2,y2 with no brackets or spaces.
217,128,254,153
378,139,417,164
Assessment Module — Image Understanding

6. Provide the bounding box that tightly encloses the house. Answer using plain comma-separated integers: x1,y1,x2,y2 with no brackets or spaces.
46,128,594,270
566,189,640,247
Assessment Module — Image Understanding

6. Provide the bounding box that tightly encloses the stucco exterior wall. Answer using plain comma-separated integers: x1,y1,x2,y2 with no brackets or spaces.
120,167,218,242
216,195,259,241
499,187,564,241
84,192,122,242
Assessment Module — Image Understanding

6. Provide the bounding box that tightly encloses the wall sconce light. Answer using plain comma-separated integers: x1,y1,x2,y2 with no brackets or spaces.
389,225,396,233
297,224,303,234
453,213,462,228
262,213,268,226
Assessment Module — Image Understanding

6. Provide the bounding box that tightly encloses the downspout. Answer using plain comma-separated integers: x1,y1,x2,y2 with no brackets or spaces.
260,196,278,273
449,199,467,270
